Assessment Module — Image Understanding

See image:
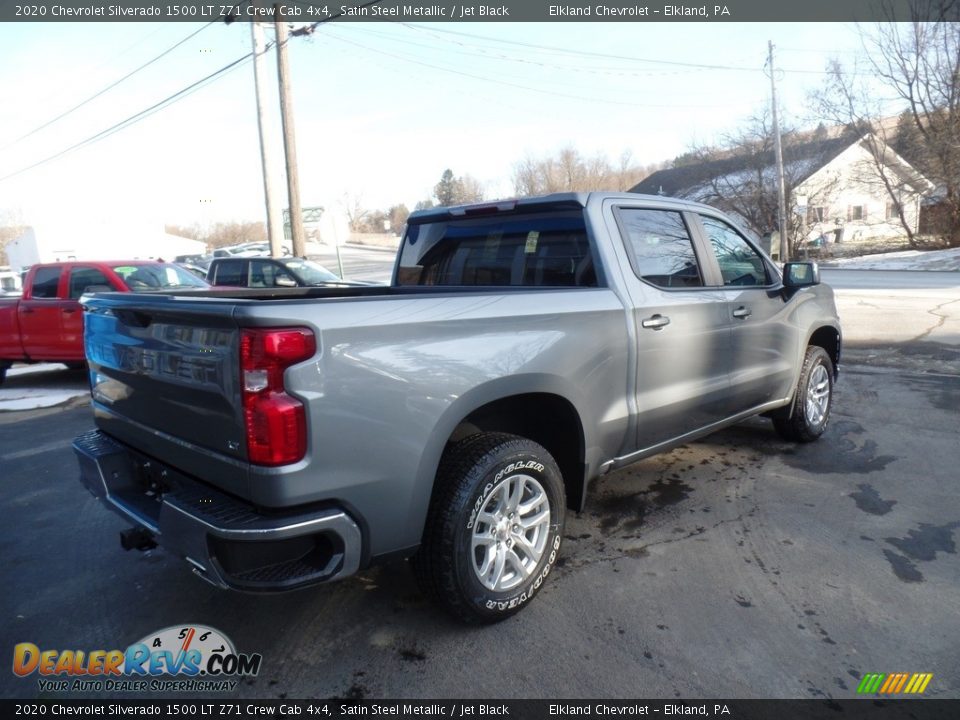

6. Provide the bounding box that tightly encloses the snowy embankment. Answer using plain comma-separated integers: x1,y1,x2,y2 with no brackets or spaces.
821,246,960,271
0,364,89,411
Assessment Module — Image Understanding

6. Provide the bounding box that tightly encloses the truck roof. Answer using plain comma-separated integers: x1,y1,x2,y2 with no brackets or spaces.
407,191,727,224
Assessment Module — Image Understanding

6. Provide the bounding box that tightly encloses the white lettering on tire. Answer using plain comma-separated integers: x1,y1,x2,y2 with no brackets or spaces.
484,534,561,611
466,461,544,529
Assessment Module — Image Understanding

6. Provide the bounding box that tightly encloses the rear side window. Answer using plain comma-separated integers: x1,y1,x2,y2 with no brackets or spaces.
618,208,704,288
31,267,62,298
249,260,280,288
211,260,246,286
396,211,597,288
68,267,112,299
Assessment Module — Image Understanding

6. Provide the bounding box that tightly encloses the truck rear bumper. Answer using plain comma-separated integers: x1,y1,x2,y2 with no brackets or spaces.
73,429,362,592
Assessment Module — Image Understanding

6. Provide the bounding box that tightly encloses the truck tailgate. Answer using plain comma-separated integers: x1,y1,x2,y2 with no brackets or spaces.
83,293,250,497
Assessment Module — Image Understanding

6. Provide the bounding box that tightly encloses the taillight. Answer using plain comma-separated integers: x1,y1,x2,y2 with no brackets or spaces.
240,328,316,466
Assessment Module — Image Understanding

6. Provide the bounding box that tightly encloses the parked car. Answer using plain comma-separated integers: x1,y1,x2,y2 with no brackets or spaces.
212,246,259,259
173,253,213,270
236,242,291,257
177,263,210,280
207,256,366,288
73,193,841,623
0,260,208,384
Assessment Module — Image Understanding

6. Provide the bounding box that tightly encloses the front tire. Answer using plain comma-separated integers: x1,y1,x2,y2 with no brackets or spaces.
412,432,565,624
773,345,834,442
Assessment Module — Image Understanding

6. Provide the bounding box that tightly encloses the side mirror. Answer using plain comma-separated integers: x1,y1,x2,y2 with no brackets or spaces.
783,262,820,289
274,275,298,288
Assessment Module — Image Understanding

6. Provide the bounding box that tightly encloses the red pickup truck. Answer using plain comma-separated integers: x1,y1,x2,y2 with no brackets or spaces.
0,261,207,385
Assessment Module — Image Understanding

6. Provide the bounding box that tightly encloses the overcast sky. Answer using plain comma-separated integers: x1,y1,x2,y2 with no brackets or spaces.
0,20,898,230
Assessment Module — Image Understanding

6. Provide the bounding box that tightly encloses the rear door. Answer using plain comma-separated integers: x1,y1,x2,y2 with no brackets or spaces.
611,205,732,450
19,265,69,359
692,214,797,411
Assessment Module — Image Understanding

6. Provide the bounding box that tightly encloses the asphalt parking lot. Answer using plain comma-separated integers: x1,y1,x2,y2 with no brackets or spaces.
2,362,958,700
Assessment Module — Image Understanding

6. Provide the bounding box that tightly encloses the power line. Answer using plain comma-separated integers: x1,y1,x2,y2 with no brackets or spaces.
0,50,256,184
321,31,732,110
399,23,866,77
2,22,217,152
331,23,703,79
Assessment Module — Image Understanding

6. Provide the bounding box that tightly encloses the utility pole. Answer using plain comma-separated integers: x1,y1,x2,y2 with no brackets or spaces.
274,8,306,258
768,40,789,263
250,8,284,258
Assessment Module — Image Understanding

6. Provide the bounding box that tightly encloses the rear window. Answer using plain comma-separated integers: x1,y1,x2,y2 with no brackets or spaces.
210,260,246,286
396,211,597,288
31,267,62,298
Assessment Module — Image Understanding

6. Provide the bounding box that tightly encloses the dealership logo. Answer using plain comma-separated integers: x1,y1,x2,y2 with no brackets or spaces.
13,625,261,692
856,673,933,695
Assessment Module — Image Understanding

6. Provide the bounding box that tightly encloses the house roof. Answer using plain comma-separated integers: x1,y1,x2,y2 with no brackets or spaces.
630,134,856,198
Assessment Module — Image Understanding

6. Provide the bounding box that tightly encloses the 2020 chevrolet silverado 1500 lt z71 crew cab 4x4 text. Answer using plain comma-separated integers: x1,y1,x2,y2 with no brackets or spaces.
73,193,841,623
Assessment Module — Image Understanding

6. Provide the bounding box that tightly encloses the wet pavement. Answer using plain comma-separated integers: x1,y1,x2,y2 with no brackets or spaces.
1,364,958,699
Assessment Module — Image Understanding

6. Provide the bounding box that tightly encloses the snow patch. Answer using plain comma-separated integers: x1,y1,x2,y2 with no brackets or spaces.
822,247,960,272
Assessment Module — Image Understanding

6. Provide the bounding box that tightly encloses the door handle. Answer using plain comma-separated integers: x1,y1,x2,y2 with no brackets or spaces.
641,314,671,330
732,306,752,319
63,308,78,314
21,307,34,314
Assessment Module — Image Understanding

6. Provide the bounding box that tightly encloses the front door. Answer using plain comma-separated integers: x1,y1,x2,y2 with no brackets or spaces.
693,214,797,411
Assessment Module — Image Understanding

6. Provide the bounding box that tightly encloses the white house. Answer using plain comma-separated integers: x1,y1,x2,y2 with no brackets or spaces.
631,131,933,249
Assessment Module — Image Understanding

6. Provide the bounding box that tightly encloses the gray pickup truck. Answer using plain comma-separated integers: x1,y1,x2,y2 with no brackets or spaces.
73,192,841,623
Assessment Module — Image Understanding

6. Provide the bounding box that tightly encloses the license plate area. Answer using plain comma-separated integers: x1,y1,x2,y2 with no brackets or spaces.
132,455,173,501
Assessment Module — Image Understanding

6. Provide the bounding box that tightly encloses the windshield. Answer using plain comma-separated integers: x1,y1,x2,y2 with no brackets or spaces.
112,264,209,292
282,259,340,284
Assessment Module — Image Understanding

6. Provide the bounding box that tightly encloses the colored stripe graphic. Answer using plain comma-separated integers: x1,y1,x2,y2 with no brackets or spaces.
856,673,933,695
856,674,885,694
904,674,920,694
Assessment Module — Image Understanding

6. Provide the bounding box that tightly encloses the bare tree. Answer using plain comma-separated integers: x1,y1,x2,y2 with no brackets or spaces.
205,221,267,249
342,193,370,234
164,223,204,240
813,3,960,246
433,169,485,206
680,112,841,257
512,146,656,197
387,204,410,236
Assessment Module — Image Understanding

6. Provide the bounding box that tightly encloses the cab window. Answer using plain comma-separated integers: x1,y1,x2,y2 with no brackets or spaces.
700,216,770,287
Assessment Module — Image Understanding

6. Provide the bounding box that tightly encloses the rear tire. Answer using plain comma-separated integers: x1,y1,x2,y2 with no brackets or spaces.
412,432,565,624
773,345,834,442
64,361,87,371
